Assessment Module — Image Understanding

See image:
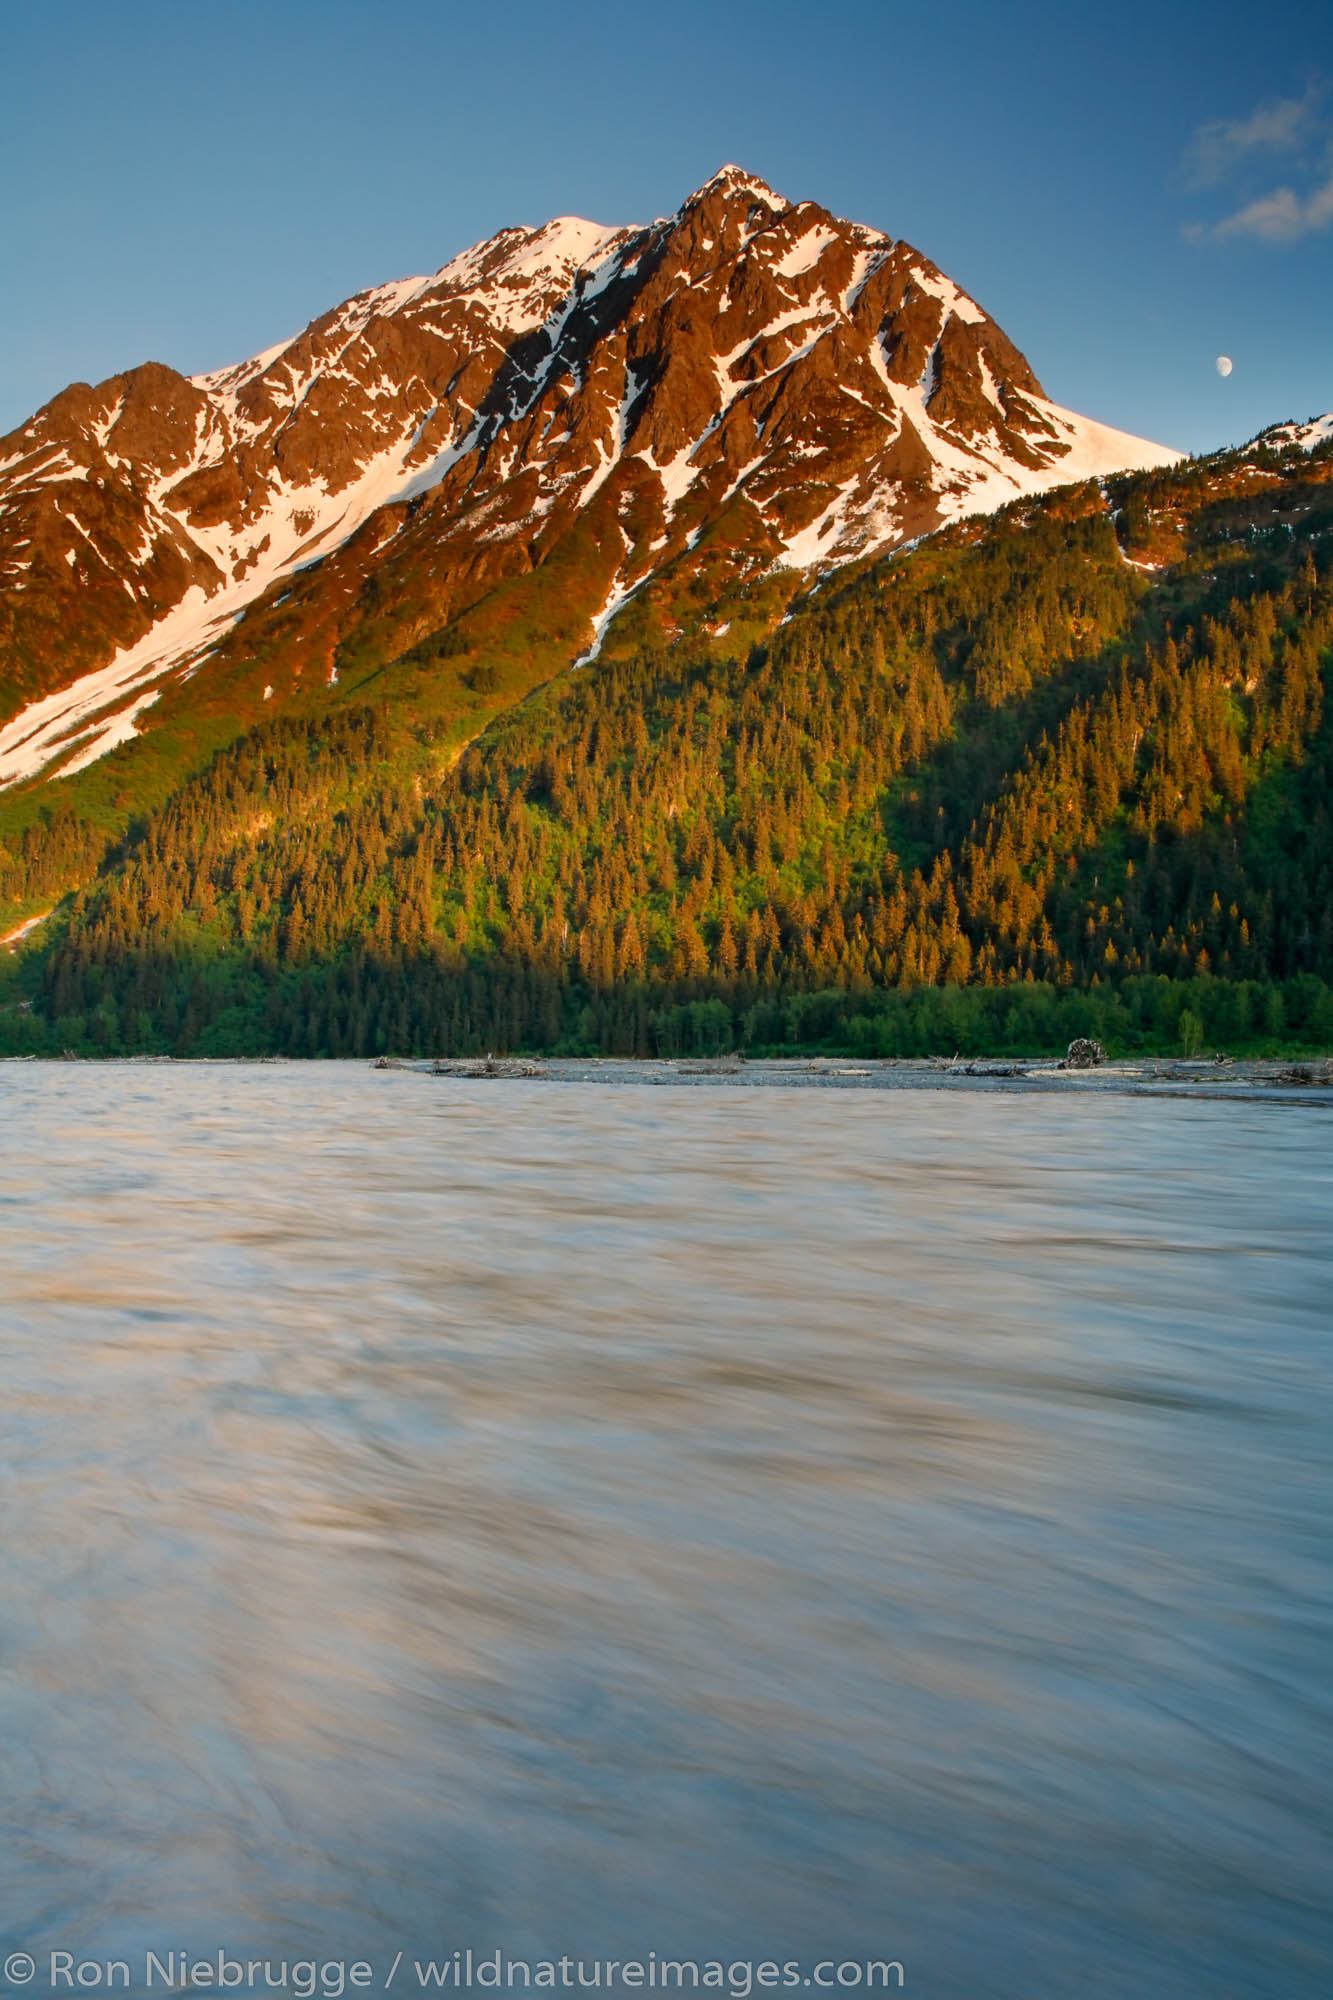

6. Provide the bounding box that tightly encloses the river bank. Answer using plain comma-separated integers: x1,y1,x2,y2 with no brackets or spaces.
378,1051,1333,1102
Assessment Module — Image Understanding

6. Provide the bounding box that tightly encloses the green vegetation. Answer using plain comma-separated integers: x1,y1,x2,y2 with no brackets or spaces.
3,438,1333,1061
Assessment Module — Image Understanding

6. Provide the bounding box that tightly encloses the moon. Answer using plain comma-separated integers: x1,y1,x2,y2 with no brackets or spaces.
1216,355,1234,378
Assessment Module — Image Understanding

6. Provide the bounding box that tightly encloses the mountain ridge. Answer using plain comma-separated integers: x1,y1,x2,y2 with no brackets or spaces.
0,166,1175,795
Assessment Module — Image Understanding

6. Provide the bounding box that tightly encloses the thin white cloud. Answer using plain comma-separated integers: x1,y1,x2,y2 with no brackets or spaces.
1212,173,1333,243
1185,86,1324,188
1184,83,1333,243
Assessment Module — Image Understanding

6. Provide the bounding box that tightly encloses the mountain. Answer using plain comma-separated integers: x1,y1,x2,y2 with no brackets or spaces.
4,170,1329,1064
3,408,1331,1061
0,165,1174,799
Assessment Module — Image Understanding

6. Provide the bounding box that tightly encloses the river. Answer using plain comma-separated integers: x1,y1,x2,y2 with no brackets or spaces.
1,1062,1329,1997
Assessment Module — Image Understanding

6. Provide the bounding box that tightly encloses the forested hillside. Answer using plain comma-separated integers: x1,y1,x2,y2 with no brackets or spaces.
3,425,1332,1058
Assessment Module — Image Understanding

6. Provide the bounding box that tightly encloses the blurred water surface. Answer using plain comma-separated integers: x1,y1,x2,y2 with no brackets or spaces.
1,1063,1330,1998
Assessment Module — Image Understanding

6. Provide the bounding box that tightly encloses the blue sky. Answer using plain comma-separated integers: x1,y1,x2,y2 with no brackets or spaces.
2,0,1329,454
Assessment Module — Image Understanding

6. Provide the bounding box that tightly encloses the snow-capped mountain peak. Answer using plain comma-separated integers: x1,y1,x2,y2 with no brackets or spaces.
0,169,1179,789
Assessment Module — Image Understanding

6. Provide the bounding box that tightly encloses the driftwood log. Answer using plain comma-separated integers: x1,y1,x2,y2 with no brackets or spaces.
431,1056,545,1079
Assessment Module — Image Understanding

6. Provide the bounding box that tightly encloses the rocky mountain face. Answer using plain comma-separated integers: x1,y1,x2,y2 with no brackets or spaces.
0,165,1175,791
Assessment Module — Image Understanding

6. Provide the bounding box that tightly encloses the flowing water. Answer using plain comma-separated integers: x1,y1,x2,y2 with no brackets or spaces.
1,1062,1330,1999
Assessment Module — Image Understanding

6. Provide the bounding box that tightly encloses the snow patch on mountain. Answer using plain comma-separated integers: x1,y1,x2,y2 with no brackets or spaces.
911,267,987,326
195,333,301,394
1264,414,1333,452
574,571,647,668
0,418,500,787
776,226,840,278
771,394,1177,574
